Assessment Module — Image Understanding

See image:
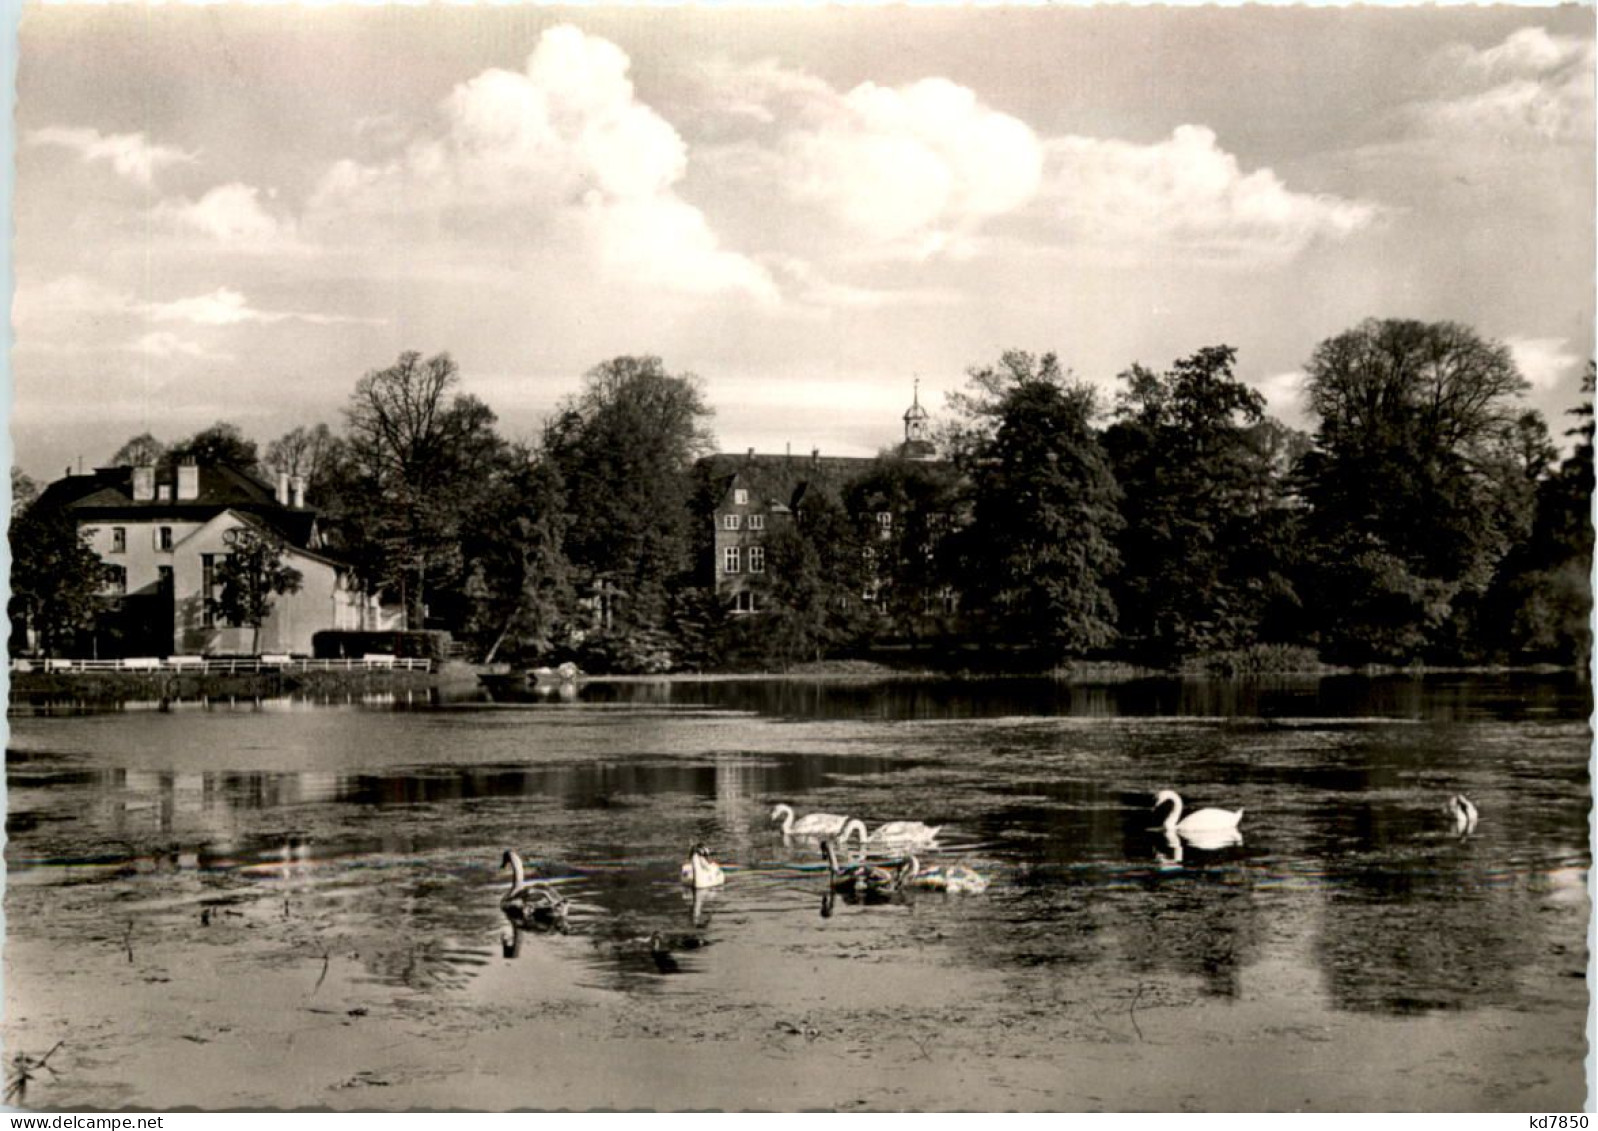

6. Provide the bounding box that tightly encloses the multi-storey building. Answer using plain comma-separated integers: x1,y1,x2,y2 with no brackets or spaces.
27,461,372,656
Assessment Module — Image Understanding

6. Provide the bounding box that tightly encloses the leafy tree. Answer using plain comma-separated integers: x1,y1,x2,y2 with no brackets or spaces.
843,458,963,644
213,526,304,655
948,350,1122,660
169,422,260,475
545,356,715,634
342,350,511,629
1104,345,1295,663
11,467,40,520
759,490,872,665
109,432,167,468
1299,318,1532,662
9,510,114,657
461,450,576,663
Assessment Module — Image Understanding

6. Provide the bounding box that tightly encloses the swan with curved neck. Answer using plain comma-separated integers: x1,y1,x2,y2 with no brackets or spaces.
679,843,726,889
500,849,569,926
901,854,989,894
1448,794,1478,835
770,803,853,839
821,838,897,897
1155,790,1243,834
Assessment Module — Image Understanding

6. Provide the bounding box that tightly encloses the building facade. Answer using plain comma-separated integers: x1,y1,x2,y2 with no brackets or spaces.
698,386,957,617
29,462,372,657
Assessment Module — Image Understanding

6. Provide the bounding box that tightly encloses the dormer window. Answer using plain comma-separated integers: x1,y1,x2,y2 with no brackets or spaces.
723,514,741,530
734,488,748,505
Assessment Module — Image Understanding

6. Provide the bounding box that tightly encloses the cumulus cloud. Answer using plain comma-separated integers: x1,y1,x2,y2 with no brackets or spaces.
155,183,294,247
1418,27,1594,143
14,275,378,336
1042,125,1377,262
1507,336,1582,391
27,126,197,185
306,25,774,300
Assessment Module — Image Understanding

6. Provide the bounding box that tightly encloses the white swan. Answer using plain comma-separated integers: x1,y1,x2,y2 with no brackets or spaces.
845,820,943,848
900,854,988,894
770,803,854,838
1155,789,1244,835
679,843,726,889
1447,794,1478,836
500,849,569,926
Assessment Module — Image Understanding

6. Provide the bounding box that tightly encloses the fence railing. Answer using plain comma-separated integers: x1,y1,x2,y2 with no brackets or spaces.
13,656,433,675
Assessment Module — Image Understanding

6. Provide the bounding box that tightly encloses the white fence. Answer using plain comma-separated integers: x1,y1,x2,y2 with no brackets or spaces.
15,656,433,675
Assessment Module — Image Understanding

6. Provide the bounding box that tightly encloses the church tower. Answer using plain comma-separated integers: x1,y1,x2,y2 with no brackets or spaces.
899,378,936,460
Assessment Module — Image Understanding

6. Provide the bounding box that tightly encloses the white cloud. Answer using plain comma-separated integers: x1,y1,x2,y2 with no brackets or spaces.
1419,28,1594,143
1042,125,1378,263
27,126,197,185
1252,369,1310,429
708,65,1043,260
15,275,377,329
1507,336,1582,391
127,331,233,362
306,25,774,301
155,183,294,247
146,287,382,327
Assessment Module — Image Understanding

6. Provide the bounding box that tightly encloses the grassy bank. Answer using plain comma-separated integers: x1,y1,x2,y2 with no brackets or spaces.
9,666,440,703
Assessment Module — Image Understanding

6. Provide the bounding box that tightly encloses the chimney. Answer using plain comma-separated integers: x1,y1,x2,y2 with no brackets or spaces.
132,465,155,502
290,475,306,509
811,447,820,464
276,472,290,505
176,460,199,501
745,447,755,463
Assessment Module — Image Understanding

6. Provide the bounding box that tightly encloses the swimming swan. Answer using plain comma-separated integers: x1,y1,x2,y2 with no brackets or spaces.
770,803,854,838
1447,794,1479,836
845,820,943,847
1155,790,1244,835
679,843,727,889
900,855,988,894
821,838,900,899
500,849,570,927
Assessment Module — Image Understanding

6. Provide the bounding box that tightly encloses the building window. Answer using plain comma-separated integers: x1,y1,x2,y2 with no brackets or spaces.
157,526,174,552
157,566,173,593
877,512,893,528
749,546,765,573
734,488,748,505
749,514,765,531
723,546,741,574
723,513,741,530
734,590,757,613
106,565,127,596
111,527,126,553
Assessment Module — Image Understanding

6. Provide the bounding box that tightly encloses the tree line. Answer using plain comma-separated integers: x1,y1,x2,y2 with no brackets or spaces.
10,318,1593,672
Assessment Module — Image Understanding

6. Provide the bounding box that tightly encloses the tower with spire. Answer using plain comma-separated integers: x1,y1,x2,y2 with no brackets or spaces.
899,378,936,460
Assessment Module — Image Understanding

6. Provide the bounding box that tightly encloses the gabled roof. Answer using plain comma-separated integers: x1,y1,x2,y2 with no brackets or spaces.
698,452,877,512
34,464,319,550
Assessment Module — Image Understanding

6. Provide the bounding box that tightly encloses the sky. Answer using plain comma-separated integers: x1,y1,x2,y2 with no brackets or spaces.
9,4,1595,482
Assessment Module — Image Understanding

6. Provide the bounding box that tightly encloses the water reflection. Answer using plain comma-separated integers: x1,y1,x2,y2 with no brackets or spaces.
5,674,1590,1031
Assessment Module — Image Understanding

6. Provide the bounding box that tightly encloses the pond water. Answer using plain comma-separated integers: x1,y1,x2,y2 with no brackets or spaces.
4,674,1591,1111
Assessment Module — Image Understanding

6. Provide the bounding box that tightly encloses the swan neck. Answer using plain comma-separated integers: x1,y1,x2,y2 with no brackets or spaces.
506,851,526,889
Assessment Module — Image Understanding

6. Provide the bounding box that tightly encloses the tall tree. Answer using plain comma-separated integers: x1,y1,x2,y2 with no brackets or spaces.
263,423,344,503
169,422,260,475
758,489,872,665
545,356,715,634
1104,345,1295,662
213,526,304,654
109,432,167,468
1299,318,1532,661
843,458,963,644
11,467,40,520
9,510,114,657
948,350,1122,660
343,350,511,629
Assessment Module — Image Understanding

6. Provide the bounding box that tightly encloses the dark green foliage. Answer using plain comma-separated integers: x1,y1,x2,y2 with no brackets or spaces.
1105,345,1299,663
9,509,115,657
950,350,1122,660
1299,319,1536,663
11,467,40,520
213,526,304,654
758,491,873,665
545,356,715,633
340,351,513,629
169,422,261,476
844,458,964,645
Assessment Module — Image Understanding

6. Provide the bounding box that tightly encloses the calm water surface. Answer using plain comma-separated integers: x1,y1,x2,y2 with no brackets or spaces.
5,673,1591,1107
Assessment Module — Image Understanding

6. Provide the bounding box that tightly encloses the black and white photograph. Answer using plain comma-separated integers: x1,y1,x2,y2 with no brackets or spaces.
4,2,1593,1113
